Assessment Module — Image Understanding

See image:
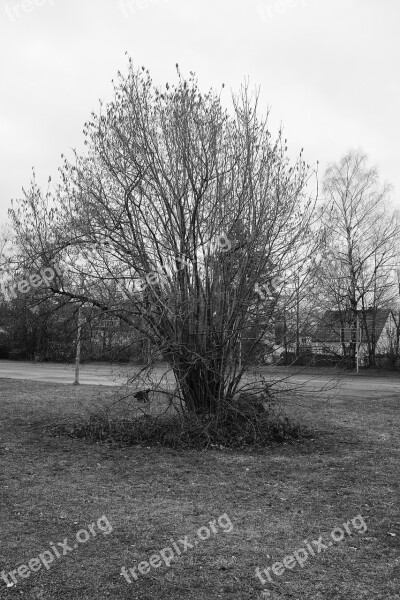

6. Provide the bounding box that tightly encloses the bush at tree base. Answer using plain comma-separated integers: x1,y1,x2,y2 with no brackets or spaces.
52,402,310,450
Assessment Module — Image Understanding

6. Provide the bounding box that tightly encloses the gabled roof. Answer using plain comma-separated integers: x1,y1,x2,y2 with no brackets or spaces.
274,321,314,345
314,309,391,343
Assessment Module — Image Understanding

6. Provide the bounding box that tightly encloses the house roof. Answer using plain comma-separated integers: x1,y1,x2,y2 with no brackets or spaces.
274,318,316,344
314,309,391,344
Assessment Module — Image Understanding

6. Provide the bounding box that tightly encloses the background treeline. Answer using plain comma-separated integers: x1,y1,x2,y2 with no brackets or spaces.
1,66,399,374
0,296,161,363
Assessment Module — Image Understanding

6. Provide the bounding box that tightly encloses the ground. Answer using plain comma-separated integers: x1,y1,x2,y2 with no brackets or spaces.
0,366,399,599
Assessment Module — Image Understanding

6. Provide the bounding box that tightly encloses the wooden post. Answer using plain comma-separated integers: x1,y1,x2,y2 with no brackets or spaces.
74,305,83,385
74,274,85,385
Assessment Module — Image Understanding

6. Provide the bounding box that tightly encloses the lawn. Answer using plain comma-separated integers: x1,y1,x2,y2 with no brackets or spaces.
0,376,399,599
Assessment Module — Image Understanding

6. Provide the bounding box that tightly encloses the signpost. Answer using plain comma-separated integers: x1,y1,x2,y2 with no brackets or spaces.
356,313,360,374
74,305,84,385
73,275,85,385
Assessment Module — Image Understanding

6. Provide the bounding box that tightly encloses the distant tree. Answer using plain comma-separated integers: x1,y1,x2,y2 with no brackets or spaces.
318,150,399,367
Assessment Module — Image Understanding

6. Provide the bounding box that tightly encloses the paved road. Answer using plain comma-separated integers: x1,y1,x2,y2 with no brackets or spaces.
1,361,400,398
270,372,400,399
0,360,133,386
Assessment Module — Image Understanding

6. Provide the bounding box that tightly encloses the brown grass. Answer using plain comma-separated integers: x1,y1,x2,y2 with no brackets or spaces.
0,376,399,599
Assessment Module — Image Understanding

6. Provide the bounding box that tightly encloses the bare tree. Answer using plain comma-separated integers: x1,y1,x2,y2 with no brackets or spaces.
318,150,398,367
0,223,13,279
10,62,321,415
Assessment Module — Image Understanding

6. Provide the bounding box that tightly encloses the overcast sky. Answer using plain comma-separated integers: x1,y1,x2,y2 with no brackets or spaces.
0,0,398,225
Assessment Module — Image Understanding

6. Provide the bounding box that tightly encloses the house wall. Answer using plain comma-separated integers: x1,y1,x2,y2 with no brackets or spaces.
375,313,394,354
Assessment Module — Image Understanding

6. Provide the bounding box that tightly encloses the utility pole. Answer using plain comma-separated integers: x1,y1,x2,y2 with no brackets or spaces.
356,312,360,374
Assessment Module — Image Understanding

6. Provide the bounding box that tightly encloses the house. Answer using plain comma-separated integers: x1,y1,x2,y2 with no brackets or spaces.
312,308,395,363
0,321,9,358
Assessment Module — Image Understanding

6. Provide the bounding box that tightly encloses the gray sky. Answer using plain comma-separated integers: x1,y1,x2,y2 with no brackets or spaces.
0,0,399,225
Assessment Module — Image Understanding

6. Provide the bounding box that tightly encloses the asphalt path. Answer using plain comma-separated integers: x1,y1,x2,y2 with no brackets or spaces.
1,361,400,399
274,372,400,399
0,360,132,386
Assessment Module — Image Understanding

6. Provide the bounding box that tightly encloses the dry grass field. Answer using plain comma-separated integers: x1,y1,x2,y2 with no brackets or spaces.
0,374,399,599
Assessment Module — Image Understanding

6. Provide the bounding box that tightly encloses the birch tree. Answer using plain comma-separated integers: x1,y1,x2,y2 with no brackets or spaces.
319,150,398,367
